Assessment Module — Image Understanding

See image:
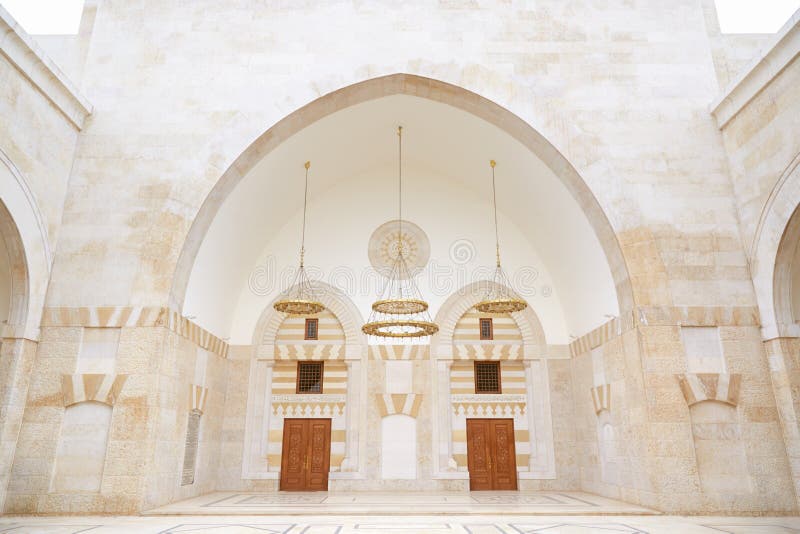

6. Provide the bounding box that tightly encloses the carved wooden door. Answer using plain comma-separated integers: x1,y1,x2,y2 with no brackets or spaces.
279,418,331,491
466,418,517,491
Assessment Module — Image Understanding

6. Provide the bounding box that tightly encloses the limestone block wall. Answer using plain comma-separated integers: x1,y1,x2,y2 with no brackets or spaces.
571,312,797,514
4,308,230,514
37,0,751,317
0,7,88,255
140,330,227,510
718,44,800,260
0,8,90,511
571,321,649,506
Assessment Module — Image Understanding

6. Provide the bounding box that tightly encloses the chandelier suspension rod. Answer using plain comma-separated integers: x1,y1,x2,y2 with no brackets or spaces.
300,161,310,268
398,126,403,257
491,160,500,268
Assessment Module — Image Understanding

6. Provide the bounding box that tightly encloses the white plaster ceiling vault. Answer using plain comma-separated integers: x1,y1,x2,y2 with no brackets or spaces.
184,95,619,344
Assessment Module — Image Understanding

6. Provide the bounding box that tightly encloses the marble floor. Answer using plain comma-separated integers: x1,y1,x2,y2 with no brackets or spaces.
1,515,800,533
144,491,657,516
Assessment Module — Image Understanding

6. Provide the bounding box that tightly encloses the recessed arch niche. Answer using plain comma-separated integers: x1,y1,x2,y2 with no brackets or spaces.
172,74,631,345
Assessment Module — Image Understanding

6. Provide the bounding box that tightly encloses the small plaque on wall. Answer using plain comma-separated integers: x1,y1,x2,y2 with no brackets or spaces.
181,409,202,486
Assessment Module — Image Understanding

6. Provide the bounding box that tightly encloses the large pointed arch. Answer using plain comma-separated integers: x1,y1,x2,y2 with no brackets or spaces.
750,152,800,339
0,149,52,339
169,74,634,323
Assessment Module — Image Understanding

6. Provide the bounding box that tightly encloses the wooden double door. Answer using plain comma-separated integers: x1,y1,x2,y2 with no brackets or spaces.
466,418,518,491
279,418,331,491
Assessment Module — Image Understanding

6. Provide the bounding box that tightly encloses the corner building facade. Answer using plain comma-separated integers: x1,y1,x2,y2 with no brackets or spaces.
0,0,799,515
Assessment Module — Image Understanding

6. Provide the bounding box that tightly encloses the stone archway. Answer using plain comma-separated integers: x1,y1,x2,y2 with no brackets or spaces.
169,74,634,319
749,152,800,339
243,280,367,479
431,279,547,358
0,150,52,511
430,280,556,480
253,280,366,350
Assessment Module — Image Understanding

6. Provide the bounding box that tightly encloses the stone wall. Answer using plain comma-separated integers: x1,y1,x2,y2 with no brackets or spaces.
570,314,796,514
0,0,799,516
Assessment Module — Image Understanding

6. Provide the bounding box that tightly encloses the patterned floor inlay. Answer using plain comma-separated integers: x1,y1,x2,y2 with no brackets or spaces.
508,523,647,533
204,494,329,507
470,494,596,506
702,525,800,534
0,526,102,534
145,491,654,516
3,515,800,534
158,526,296,534
353,523,453,534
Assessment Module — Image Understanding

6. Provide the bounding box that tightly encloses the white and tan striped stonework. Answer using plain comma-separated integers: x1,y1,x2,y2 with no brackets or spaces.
266,356,349,471
60,373,127,407
275,310,345,343
449,361,531,470
376,394,423,418
369,344,429,360
42,306,229,358
453,310,523,344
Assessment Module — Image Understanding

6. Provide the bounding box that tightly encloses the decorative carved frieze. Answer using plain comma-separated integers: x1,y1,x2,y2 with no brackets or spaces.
451,393,527,417
452,344,523,360
271,394,346,417
61,373,127,407
591,384,611,415
676,373,741,407
377,394,423,418
274,344,344,360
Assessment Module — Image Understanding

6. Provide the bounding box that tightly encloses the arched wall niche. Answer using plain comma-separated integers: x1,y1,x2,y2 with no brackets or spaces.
750,152,800,339
252,280,366,354
432,280,547,356
0,150,52,339
171,74,634,340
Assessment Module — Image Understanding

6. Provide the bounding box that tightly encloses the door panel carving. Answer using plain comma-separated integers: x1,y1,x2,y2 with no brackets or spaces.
466,418,517,491
279,418,331,491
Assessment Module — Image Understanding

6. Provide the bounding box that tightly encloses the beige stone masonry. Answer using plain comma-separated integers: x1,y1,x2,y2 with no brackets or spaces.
42,306,229,358
711,9,800,128
0,6,92,129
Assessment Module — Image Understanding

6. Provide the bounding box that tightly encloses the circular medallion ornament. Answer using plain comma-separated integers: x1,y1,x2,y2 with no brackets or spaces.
368,219,430,278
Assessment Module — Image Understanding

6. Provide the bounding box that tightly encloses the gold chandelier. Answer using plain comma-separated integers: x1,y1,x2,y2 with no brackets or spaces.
362,127,439,339
273,161,325,316
474,160,528,314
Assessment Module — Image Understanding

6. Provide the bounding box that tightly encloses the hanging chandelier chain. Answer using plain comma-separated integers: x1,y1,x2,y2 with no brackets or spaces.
490,160,501,268
398,126,403,258
273,160,325,316
299,161,311,268
363,125,438,339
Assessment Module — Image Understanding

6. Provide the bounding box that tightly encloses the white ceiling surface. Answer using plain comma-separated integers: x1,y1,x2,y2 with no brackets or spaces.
184,95,619,344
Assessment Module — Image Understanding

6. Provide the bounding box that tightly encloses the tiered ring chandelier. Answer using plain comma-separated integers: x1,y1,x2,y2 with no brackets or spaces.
474,160,528,314
362,127,439,339
273,161,325,316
